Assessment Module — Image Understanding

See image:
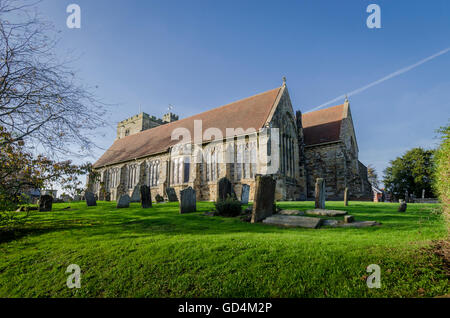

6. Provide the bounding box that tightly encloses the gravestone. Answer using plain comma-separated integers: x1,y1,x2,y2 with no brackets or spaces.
398,200,407,212
180,187,196,214
85,191,97,207
155,194,164,203
251,175,276,223
98,183,107,201
344,215,355,223
140,185,152,209
105,192,111,202
314,178,326,209
217,177,236,202
166,187,178,202
130,185,141,203
117,194,131,208
263,215,322,229
241,184,250,205
422,189,425,199
344,187,348,206
39,195,53,212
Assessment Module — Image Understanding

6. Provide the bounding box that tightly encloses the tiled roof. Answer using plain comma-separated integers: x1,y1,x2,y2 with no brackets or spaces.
93,87,282,168
302,104,345,146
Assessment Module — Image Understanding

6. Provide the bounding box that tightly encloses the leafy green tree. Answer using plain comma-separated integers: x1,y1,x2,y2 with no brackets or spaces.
383,148,435,200
433,124,449,216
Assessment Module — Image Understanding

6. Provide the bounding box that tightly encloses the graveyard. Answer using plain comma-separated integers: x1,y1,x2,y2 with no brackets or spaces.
0,198,448,298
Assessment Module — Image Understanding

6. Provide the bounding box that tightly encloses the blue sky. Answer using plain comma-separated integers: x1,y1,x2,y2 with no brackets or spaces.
39,0,450,184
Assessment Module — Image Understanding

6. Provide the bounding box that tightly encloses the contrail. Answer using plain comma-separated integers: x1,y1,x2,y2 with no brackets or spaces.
305,47,450,113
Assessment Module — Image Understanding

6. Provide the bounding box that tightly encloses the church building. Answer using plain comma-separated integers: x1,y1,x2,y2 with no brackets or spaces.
91,79,372,202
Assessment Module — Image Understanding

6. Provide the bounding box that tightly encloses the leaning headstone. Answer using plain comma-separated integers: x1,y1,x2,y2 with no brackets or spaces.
398,200,407,212
130,185,141,203
166,187,178,202
85,191,97,207
251,175,276,223
241,184,250,205
155,194,164,203
217,177,236,202
140,185,152,209
180,187,197,214
38,195,53,212
117,194,131,208
344,187,349,206
315,178,326,209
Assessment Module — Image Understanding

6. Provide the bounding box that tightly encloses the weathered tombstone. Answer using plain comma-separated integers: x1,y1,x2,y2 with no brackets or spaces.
314,178,326,209
166,187,178,202
344,215,355,223
251,175,276,223
398,199,407,212
98,183,107,201
180,187,196,214
422,189,425,199
217,177,236,202
117,194,131,208
39,195,53,212
241,184,250,205
140,185,152,209
344,187,349,206
155,194,164,203
85,191,97,207
130,185,141,203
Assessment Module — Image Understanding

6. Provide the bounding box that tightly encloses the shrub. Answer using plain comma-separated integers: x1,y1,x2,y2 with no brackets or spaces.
215,195,242,217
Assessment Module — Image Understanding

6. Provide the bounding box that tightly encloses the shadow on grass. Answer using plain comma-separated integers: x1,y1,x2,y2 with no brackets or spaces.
0,201,443,244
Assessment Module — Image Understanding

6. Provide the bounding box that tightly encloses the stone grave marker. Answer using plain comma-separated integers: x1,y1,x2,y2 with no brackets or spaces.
117,194,131,208
85,191,97,207
180,187,196,214
130,185,141,203
155,194,164,203
315,178,326,209
39,195,53,212
140,185,152,209
166,187,178,202
241,184,250,205
251,175,276,223
217,177,236,202
398,199,407,212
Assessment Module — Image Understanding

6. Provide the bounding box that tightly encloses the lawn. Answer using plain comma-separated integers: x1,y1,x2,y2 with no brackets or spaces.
0,201,448,298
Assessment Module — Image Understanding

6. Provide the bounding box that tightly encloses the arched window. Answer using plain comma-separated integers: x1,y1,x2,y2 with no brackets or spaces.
183,157,190,183
235,144,243,181
250,141,257,178
147,161,160,187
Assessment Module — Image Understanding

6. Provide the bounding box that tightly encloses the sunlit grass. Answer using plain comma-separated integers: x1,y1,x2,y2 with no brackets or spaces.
0,201,447,297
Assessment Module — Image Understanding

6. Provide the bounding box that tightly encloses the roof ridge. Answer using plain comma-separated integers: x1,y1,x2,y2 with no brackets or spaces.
118,86,282,140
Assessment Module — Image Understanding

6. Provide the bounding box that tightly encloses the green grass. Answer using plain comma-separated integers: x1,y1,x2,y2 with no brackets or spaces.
0,201,448,298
